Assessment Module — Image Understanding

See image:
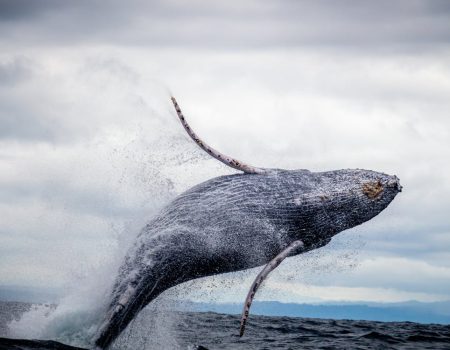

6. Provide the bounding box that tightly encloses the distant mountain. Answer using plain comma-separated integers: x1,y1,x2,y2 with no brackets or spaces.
2,285,449,325
182,300,450,325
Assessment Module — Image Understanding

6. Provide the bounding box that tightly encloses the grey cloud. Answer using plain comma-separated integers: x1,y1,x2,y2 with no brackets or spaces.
0,180,134,219
0,56,32,84
0,1,449,51
0,57,61,141
318,257,450,296
0,1,449,301
0,92,68,142
0,0,63,20
0,103,60,141
0,56,143,143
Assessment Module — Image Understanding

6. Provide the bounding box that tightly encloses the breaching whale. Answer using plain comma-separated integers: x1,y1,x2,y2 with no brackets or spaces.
93,97,402,349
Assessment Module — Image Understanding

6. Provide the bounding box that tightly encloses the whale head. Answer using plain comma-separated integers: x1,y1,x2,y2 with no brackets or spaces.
276,168,402,244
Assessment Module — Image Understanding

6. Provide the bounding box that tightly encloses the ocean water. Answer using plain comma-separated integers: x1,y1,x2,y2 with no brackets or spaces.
1,302,449,349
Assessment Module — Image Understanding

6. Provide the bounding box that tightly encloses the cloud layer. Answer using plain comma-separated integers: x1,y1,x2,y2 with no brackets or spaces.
0,1,449,305
1,1,450,50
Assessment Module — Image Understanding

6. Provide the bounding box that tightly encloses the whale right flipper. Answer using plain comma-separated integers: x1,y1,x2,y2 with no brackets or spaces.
239,240,305,337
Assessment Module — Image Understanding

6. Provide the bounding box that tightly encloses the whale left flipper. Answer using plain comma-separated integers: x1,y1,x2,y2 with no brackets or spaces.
239,240,305,337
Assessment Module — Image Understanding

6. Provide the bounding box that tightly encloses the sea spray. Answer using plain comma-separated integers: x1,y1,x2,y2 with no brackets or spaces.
5,82,217,348
111,296,182,350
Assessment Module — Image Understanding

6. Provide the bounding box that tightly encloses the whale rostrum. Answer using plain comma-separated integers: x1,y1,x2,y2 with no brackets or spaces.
93,97,402,349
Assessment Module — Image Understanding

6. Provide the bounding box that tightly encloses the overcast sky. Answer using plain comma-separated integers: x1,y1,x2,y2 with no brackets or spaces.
1,0,450,308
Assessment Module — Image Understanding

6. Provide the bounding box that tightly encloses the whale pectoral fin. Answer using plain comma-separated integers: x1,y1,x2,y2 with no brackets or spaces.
239,240,305,337
171,97,268,175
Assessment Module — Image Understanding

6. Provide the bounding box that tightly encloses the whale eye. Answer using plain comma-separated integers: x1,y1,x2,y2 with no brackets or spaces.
362,180,384,200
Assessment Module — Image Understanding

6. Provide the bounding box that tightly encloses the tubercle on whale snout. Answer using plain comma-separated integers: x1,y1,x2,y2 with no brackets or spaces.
92,98,402,348
361,174,402,200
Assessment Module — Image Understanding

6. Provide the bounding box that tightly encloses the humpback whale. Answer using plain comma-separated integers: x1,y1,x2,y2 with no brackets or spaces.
93,97,402,349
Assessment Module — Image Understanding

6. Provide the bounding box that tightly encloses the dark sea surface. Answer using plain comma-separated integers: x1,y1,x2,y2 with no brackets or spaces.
174,312,450,350
1,302,449,349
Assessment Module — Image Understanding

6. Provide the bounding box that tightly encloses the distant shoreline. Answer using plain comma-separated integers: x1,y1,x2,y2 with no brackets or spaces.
1,297,449,339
